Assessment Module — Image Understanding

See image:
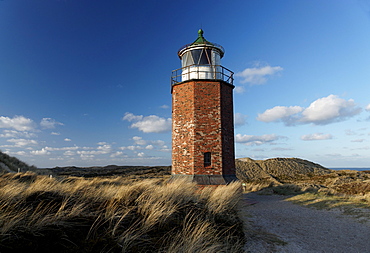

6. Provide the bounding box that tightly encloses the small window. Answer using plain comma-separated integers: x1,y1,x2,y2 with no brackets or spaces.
204,152,211,167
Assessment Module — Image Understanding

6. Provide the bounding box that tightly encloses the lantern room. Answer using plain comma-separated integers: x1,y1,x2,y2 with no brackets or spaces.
171,29,233,87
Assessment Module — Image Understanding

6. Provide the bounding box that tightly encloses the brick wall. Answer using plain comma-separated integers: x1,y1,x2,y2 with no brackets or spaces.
220,83,236,175
172,82,195,174
172,80,235,176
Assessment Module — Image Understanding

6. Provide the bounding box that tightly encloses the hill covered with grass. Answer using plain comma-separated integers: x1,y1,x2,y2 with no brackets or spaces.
236,157,331,185
236,157,370,196
44,165,171,179
0,151,36,173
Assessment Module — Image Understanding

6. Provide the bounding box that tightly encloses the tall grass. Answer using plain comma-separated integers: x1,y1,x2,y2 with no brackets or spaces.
0,173,244,252
287,192,370,222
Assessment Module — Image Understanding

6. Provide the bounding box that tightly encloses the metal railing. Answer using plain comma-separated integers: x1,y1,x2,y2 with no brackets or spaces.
171,65,234,87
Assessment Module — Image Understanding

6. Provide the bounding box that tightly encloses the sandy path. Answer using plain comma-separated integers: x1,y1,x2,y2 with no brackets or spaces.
241,192,370,253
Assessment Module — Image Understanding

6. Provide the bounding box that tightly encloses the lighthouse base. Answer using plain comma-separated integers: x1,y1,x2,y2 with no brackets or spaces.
168,174,238,185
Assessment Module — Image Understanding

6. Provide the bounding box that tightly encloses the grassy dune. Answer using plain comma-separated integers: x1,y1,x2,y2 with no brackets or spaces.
237,158,370,222
0,172,244,253
237,157,370,195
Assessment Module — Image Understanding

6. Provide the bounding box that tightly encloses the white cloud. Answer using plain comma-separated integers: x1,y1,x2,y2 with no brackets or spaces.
235,133,285,146
15,151,27,156
137,152,145,157
234,86,245,94
77,150,100,156
63,151,75,156
133,136,147,145
131,115,171,133
160,105,169,109
80,154,95,159
121,145,142,151
110,151,125,158
120,137,168,154
234,113,247,127
300,95,361,125
51,132,60,135
122,112,143,122
97,144,112,154
0,115,36,131
123,112,172,133
64,138,72,142
49,157,65,161
159,145,171,152
235,64,283,85
0,130,36,138
366,104,370,111
40,118,63,129
300,133,333,141
75,144,112,156
7,138,38,147
257,106,303,124
30,148,51,155
45,146,79,151
145,145,154,150
151,140,165,146
257,95,362,126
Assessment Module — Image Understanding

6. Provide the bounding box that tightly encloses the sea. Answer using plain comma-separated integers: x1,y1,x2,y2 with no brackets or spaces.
329,168,370,171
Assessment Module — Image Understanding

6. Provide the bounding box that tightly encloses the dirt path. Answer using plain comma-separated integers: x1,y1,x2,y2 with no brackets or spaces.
241,192,370,253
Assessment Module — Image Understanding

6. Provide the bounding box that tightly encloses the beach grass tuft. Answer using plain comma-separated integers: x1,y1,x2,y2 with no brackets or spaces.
0,173,244,252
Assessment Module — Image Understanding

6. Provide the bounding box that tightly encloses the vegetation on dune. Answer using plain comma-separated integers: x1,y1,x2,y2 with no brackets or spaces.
5,152,370,251
236,157,331,187
287,192,370,222
237,157,370,221
236,157,370,195
0,151,36,173
47,165,171,179
0,172,244,253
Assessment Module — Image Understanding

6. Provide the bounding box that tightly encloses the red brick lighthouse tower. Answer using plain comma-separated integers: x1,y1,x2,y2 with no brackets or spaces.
170,29,237,185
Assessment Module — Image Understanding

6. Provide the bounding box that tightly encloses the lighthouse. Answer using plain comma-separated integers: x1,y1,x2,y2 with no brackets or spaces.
170,29,237,185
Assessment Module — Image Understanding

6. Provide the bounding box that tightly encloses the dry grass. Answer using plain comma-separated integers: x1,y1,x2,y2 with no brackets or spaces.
0,172,244,253
251,177,370,223
240,168,370,224
286,192,370,222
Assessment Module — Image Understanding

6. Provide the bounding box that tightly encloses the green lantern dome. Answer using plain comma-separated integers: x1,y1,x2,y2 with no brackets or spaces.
177,29,224,58
191,29,213,46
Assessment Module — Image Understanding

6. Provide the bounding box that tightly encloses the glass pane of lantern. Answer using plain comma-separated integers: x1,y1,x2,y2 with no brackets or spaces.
198,49,212,65
212,50,220,66
181,53,186,68
182,52,194,67
191,49,201,65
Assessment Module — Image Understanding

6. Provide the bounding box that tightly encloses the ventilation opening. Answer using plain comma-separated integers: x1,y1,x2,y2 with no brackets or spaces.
204,152,211,167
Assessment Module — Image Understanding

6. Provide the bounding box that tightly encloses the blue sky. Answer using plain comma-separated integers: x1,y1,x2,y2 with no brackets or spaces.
1,0,370,168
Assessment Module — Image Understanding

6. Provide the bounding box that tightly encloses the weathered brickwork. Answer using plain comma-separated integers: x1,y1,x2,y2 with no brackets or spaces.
171,80,235,177
220,83,236,175
172,82,195,175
